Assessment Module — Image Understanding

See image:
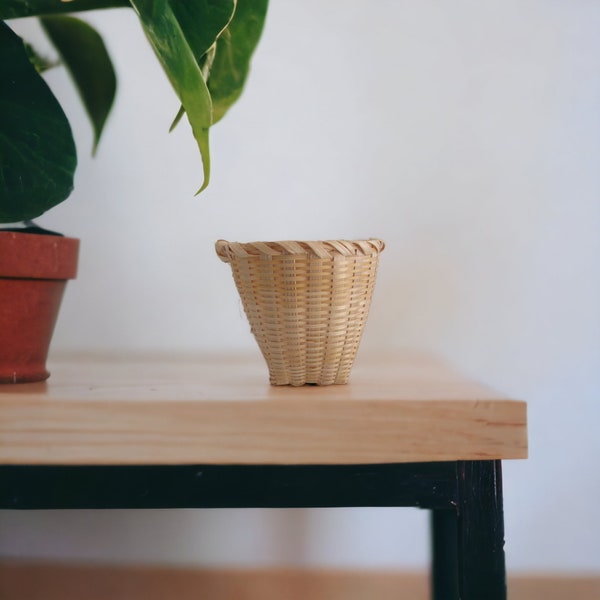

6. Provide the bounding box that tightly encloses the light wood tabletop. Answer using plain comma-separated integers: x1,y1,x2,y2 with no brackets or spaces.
0,350,527,466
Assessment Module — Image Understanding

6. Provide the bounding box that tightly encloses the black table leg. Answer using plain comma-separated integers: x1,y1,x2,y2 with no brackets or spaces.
456,460,506,600
431,508,459,600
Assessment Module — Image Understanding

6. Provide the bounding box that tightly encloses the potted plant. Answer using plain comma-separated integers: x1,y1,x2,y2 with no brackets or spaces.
0,0,269,383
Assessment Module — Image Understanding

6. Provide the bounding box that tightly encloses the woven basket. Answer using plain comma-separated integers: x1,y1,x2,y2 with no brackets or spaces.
216,239,385,386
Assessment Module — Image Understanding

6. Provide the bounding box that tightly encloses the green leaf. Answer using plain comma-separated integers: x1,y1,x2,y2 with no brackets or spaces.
129,0,235,193
169,104,186,133
40,15,117,154
170,0,268,130
169,0,234,59
23,42,57,73
209,0,269,124
0,22,76,222
0,0,129,20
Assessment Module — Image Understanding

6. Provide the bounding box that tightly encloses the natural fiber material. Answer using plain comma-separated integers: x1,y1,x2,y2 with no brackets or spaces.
216,239,385,386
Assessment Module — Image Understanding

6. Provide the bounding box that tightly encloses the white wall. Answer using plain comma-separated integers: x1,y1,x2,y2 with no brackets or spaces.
2,0,599,574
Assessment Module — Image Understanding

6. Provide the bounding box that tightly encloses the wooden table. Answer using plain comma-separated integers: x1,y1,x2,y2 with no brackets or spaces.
0,350,527,600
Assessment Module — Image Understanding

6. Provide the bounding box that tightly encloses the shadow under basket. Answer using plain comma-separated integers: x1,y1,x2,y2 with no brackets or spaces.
216,239,385,386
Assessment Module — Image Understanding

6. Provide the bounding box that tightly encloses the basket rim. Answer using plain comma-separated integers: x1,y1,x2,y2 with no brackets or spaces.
216,239,385,262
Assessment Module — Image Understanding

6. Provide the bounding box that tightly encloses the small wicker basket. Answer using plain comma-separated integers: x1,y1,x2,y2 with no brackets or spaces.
216,239,385,386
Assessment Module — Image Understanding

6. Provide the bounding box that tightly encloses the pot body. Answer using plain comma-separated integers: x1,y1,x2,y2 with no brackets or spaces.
0,278,67,382
0,231,79,383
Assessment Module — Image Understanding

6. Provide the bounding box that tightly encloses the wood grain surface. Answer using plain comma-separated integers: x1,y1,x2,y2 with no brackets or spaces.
0,350,527,465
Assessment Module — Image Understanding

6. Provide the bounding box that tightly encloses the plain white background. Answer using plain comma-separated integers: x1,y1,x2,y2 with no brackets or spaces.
2,0,599,574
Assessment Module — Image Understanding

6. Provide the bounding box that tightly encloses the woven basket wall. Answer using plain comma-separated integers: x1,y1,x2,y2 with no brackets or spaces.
216,239,385,386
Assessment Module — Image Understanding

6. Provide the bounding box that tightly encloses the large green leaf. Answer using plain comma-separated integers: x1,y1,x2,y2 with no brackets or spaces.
40,15,117,154
209,0,269,124
171,0,269,127
0,22,76,222
0,0,128,20
169,0,234,59
129,0,235,193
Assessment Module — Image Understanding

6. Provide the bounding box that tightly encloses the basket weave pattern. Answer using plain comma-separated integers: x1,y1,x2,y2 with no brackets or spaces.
216,240,385,386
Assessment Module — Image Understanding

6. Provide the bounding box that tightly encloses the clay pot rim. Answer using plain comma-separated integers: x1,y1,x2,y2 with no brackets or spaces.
0,230,79,280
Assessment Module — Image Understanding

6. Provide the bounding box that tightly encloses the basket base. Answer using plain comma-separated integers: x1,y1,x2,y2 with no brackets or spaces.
265,359,354,387
269,377,350,387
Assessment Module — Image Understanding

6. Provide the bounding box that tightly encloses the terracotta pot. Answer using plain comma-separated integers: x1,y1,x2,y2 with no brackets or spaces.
0,231,79,383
